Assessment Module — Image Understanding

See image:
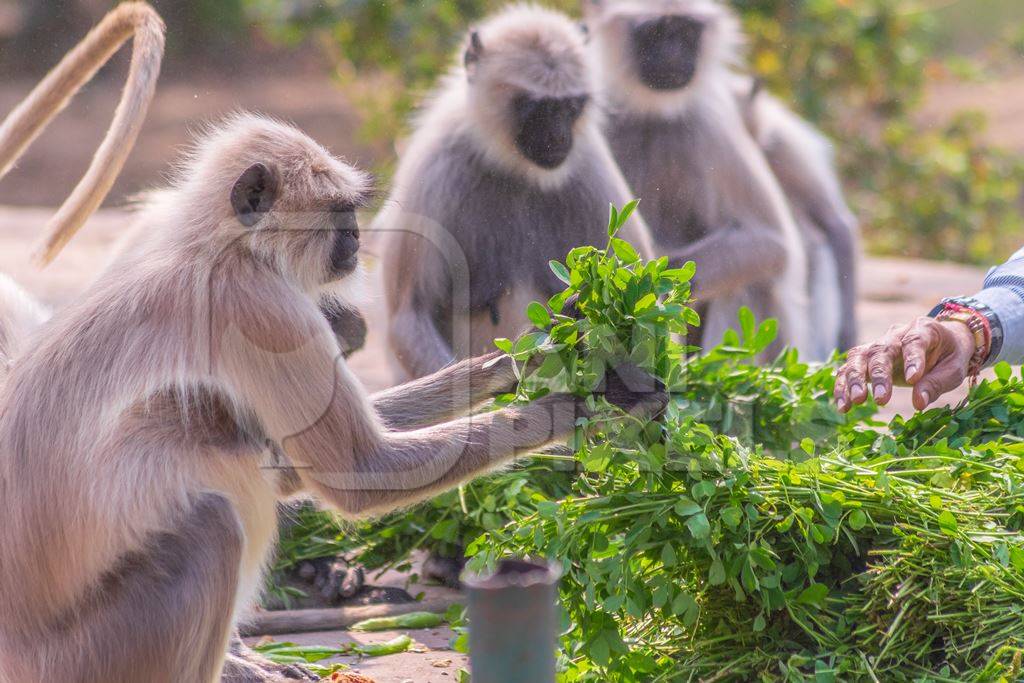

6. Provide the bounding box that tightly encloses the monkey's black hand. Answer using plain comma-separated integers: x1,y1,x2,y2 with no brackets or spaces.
560,292,583,320
321,304,367,358
296,557,365,605
595,363,668,419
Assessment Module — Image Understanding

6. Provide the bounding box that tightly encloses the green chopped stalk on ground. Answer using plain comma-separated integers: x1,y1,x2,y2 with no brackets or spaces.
351,634,413,657
350,611,446,631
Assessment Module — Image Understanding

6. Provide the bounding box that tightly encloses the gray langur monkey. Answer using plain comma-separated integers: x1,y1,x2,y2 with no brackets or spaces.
731,73,860,354
377,4,657,381
0,113,657,683
583,0,813,359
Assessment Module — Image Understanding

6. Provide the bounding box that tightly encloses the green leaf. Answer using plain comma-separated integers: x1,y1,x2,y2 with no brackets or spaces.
708,560,726,585
493,338,512,353
611,238,640,264
995,361,1012,382
738,306,756,341
721,507,743,528
661,543,677,567
590,633,610,665
848,509,867,531
674,498,702,517
663,262,696,282
800,437,815,456
549,260,571,284
686,513,711,540
634,292,657,313
526,302,551,329
796,583,829,607
753,613,766,632
616,199,640,230
753,319,778,352
607,204,619,237
671,591,698,627
938,510,958,536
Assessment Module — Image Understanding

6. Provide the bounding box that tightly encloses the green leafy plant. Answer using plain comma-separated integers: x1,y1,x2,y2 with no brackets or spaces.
459,206,1024,682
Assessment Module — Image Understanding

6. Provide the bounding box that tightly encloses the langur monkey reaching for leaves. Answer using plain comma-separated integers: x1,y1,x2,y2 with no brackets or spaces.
583,0,814,358
378,4,658,381
0,113,659,682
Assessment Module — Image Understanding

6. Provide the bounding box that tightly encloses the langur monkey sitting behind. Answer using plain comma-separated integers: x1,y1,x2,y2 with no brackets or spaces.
584,0,813,359
0,113,658,682
378,4,658,381
731,73,860,354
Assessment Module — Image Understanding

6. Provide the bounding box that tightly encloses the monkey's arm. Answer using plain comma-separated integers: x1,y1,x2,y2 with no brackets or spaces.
664,227,791,300
371,351,517,430
216,283,578,517
387,304,457,379
381,227,458,379
317,393,578,517
319,301,367,358
665,116,798,300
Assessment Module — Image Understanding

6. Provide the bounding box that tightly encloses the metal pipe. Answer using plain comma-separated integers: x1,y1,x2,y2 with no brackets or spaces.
463,558,561,683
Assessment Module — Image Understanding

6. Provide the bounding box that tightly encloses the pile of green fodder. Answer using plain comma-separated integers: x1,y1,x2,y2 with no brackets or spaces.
459,206,1024,682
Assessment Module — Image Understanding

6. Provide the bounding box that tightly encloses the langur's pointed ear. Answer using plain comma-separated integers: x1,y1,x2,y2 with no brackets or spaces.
230,162,280,227
464,30,484,76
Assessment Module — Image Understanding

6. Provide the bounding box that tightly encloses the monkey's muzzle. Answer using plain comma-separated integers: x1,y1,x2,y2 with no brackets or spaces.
329,209,360,276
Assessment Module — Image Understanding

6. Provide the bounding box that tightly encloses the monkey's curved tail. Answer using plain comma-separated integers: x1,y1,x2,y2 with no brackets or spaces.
0,2,165,267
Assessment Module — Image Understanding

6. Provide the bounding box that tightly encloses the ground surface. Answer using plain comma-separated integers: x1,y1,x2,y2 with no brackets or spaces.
244,557,467,682
0,206,998,680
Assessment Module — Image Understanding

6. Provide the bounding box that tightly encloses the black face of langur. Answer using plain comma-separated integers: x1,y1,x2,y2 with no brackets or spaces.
512,93,589,169
632,14,705,91
229,161,361,280
328,205,361,276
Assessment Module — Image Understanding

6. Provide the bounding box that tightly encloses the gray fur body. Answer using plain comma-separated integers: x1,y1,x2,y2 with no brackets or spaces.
381,130,631,375
732,73,860,353
380,5,654,380
604,86,810,355
588,0,812,359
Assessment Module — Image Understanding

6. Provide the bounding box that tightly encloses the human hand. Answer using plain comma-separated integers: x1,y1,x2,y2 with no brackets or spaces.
834,317,977,412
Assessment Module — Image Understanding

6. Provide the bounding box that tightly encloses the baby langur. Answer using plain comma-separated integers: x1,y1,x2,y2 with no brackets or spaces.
378,4,657,381
731,73,860,354
0,114,657,683
584,0,812,358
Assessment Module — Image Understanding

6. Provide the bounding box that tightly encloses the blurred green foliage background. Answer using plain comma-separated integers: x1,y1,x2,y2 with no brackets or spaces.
240,0,1024,265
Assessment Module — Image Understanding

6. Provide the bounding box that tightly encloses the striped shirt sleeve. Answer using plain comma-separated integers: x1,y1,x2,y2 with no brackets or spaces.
971,246,1024,365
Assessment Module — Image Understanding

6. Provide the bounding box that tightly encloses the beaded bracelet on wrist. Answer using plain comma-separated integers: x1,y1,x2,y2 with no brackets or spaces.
929,302,991,387
929,296,1003,365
